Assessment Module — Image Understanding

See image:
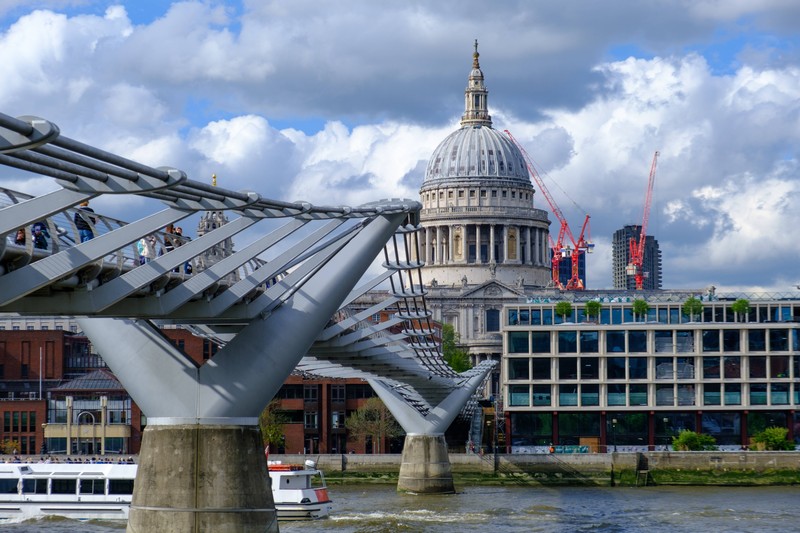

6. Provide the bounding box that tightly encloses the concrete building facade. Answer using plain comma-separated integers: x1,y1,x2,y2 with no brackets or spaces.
502,292,800,452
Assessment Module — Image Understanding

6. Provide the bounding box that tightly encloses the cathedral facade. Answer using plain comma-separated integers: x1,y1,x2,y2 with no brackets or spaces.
418,43,552,372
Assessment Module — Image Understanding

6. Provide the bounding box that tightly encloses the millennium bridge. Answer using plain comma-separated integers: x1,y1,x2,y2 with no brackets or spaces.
0,112,495,532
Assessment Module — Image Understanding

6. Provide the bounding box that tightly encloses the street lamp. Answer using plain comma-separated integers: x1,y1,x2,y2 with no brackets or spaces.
663,417,671,449
611,418,618,452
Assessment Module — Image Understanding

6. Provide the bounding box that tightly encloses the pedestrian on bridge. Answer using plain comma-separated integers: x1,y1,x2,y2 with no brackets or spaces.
74,200,97,242
32,221,49,250
137,234,157,264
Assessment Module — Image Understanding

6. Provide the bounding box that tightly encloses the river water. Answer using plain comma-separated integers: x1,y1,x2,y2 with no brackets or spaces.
4,484,799,532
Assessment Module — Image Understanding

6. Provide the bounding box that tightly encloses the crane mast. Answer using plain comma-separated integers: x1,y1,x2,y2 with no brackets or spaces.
505,130,592,290
627,151,659,290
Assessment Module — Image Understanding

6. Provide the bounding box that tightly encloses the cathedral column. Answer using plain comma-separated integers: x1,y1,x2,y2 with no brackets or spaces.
475,224,481,263
448,225,454,264
515,225,522,264
489,224,495,263
436,226,443,265
526,226,532,265
536,228,545,265
500,225,507,263
424,226,431,264
535,228,542,265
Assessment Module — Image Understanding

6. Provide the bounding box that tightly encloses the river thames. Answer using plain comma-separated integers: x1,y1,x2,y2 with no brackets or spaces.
3,484,799,532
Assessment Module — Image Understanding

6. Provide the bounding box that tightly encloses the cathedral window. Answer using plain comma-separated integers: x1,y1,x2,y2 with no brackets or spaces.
512,191,516,198
502,191,507,198
458,190,464,198
486,309,500,332
492,190,497,197
469,190,476,198
480,190,487,197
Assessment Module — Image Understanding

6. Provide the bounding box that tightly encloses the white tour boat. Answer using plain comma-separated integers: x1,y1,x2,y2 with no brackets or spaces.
0,459,332,523
0,462,136,522
268,460,333,520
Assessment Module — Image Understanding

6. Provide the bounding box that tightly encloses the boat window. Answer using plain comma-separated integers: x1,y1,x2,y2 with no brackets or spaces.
51,479,77,494
80,479,106,495
109,479,134,495
22,478,48,494
0,478,18,493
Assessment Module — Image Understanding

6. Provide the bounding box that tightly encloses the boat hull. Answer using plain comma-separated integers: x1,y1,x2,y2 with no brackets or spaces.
0,500,130,522
275,501,332,521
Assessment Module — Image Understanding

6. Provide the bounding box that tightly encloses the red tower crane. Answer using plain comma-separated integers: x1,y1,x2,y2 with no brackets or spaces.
505,130,592,290
627,151,659,290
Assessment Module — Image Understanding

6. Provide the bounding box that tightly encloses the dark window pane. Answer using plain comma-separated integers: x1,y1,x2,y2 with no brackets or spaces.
628,331,647,352
723,330,740,352
531,358,550,380
629,357,648,379
581,357,599,379
531,332,550,353
508,359,529,380
559,357,578,380
749,329,766,351
607,357,626,380
558,331,577,353
703,356,720,379
508,332,529,353
580,331,599,353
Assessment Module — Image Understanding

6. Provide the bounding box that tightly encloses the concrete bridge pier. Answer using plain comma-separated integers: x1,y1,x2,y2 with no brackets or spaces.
368,364,495,494
128,424,276,533
398,433,454,494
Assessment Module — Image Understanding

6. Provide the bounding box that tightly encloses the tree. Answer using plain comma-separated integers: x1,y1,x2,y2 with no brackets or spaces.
259,399,288,452
441,323,472,372
555,301,573,323
682,297,704,322
584,300,602,322
751,427,794,451
671,429,717,451
0,439,20,455
345,397,404,454
632,299,649,322
731,298,750,323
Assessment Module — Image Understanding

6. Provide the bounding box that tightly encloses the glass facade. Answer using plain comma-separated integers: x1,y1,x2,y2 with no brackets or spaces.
504,297,800,451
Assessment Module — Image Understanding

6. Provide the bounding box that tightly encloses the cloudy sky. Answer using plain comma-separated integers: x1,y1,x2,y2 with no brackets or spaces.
0,0,798,292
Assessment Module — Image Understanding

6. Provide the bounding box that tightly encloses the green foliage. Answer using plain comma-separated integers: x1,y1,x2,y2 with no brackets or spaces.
441,323,472,372
632,299,649,321
0,439,20,455
584,300,602,320
555,301,573,321
731,298,750,321
259,399,288,448
345,397,404,454
751,427,795,451
682,297,704,321
671,429,717,451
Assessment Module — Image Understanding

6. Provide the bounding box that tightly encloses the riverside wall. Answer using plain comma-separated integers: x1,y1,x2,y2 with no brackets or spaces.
271,451,800,487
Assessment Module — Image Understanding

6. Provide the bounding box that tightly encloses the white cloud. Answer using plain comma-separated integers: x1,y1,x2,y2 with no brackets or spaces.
0,1,798,292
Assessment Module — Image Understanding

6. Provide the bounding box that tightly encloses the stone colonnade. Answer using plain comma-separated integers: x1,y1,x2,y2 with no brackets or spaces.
421,223,547,266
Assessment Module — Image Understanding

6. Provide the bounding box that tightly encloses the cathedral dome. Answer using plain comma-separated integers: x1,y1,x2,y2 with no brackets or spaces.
424,125,529,184
422,40,530,186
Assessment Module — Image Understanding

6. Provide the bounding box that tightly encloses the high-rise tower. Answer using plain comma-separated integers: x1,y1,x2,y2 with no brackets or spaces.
612,225,662,290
